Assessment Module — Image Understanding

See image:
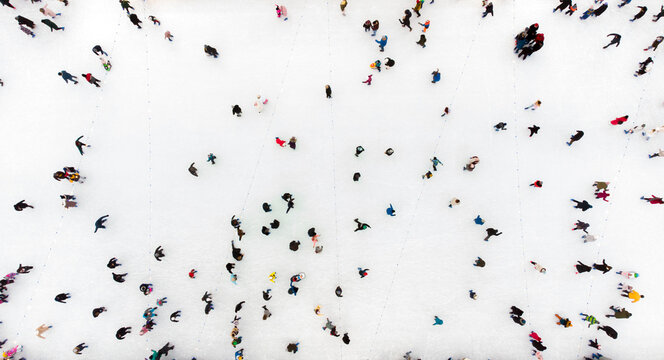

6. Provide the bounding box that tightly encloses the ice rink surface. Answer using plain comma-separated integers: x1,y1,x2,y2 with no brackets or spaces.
1,0,664,358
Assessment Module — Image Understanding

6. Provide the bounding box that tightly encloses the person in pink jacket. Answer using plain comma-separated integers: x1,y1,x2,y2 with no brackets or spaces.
39,4,61,18
280,5,288,20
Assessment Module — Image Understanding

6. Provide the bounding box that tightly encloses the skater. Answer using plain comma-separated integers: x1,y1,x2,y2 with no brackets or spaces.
597,325,618,339
376,35,388,51
276,137,287,147
617,0,631,7
335,286,343,297
139,283,153,295
644,36,663,51
371,20,379,36
419,19,430,32
530,261,546,273
353,172,361,181
474,257,486,267
417,34,427,48
482,2,493,17
129,13,142,28
610,115,629,125
437,106,450,118
431,156,442,170
164,31,173,41
386,204,396,216
555,314,573,327
204,45,219,58
589,338,601,349
566,3,578,15
263,289,273,301
354,218,371,231
92,307,106,317
630,6,647,21
16,15,36,28
75,136,90,155
325,84,332,98
635,57,654,76
94,215,109,233
54,292,71,303
362,74,373,85
595,190,610,202
433,316,443,325
580,6,594,19
554,0,571,12
593,181,610,191
431,68,440,82
603,33,621,48
621,288,644,302
112,273,127,283
413,0,423,17
170,310,181,322
524,100,541,110
399,9,413,31
207,153,216,164
606,306,632,318
13,200,34,211
576,261,592,273
188,162,198,176
494,122,507,131
573,220,590,233
120,0,134,13
653,5,664,21
463,156,480,171
571,199,592,211
36,324,52,339
640,195,663,204
148,15,160,25
580,313,600,327
594,2,608,16
384,147,394,156
616,270,638,279
58,71,78,84
469,290,478,299
529,180,543,188
280,5,288,20
1,0,16,8
73,343,88,354
92,45,108,56
263,202,272,212
648,149,664,158
484,228,502,241
286,343,299,353
42,18,64,31
385,57,395,68
340,0,347,15
262,305,272,320
342,333,350,344
358,267,369,278
254,95,268,112
17,264,33,273
154,246,165,261
107,257,120,268
232,104,242,117
82,73,101,87
232,240,244,261
372,59,381,72
363,19,371,32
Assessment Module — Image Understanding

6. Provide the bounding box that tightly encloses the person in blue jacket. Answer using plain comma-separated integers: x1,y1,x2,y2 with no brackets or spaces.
375,35,387,52
431,68,441,83
386,204,396,216
58,70,78,84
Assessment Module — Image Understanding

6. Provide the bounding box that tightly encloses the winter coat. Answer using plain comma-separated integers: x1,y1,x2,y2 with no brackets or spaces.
610,116,628,125
614,309,632,318
576,261,591,273
340,0,347,11
375,36,387,47
16,15,35,28
129,13,141,25
280,5,287,17
432,71,440,82
627,290,642,302
594,3,608,16
41,18,59,29
371,20,379,31
41,4,57,17
598,325,618,339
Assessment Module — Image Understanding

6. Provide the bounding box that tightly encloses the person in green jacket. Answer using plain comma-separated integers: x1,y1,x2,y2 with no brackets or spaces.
119,0,134,14
606,306,632,319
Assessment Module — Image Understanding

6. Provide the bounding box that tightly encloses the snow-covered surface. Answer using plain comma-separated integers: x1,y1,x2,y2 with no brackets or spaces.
1,0,664,358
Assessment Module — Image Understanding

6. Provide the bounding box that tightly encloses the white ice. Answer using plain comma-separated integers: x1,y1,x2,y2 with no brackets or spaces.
1,0,664,359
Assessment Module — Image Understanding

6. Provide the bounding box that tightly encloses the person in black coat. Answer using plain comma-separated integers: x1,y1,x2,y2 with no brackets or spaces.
116,327,131,340
1,0,17,9
107,257,121,268
630,6,647,21
129,13,142,28
204,45,219,58
526,23,539,41
531,340,547,351
14,200,34,211
603,33,621,48
232,105,242,117
597,325,618,339
593,2,608,16
592,259,612,273
55,293,70,303
484,228,502,241
15,16,35,29
575,261,592,273
571,199,592,211
94,215,109,233
232,240,243,261
653,5,664,21
553,0,571,12
325,84,332,98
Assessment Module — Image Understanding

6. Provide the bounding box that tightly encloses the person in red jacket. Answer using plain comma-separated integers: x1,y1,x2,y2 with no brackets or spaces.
610,115,628,125
275,137,286,147
82,73,101,87
641,195,663,204
189,269,197,278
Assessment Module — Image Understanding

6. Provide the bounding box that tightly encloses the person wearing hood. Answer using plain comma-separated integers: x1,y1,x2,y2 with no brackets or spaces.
592,259,612,274
128,13,142,28
375,35,388,51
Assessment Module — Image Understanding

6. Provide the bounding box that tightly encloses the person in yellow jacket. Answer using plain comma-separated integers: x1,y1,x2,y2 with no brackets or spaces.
622,289,644,303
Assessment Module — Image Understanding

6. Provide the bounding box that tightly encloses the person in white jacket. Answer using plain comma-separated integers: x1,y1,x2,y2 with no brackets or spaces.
254,95,268,113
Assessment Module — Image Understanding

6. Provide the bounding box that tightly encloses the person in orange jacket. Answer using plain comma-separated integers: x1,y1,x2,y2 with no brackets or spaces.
621,289,644,303
555,314,572,327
